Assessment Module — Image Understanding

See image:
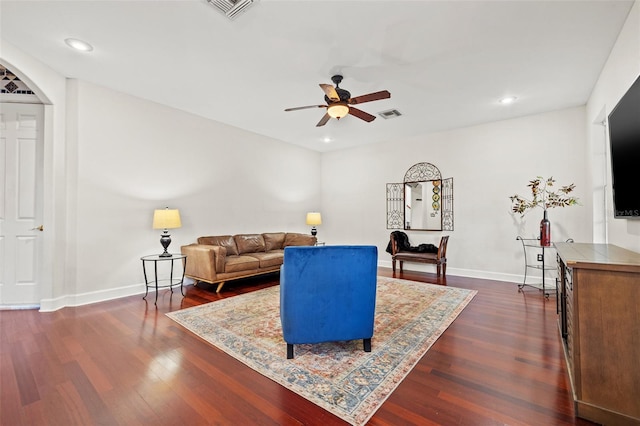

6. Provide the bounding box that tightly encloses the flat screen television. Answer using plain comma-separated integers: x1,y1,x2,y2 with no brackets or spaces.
607,74,640,218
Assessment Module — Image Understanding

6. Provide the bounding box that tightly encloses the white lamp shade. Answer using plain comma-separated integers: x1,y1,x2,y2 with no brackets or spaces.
153,208,182,229
306,212,322,226
327,103,349,119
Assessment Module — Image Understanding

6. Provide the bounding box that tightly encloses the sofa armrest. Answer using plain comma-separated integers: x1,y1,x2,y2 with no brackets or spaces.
180,244,227,283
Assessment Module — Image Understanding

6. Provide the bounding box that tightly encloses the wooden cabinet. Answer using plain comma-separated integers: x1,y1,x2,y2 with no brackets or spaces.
556,243,640,425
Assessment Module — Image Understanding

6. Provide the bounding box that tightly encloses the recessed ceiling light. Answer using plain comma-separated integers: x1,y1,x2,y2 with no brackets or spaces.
65,38,93,52
499,96,517,105
322,137,332,144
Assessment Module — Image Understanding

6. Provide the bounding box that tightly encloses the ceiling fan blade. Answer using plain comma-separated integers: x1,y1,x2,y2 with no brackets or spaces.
316,113,331,127
348,107,376,122
348,90,391,105
285,105,326,112
319,84,340,102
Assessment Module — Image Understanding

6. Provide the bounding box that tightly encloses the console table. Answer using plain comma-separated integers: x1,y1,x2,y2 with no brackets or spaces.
555,242,640,425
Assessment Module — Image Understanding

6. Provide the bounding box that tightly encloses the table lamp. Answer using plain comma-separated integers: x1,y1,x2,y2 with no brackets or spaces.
153,207,182,257
306,212,322,237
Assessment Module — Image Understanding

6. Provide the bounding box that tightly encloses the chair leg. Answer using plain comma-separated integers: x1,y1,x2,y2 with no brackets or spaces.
363,338,371,352
287,344,294,359
216,281,226,293
437,264,441,277
392,260,396,273
442,263,447,276
399,261,404,272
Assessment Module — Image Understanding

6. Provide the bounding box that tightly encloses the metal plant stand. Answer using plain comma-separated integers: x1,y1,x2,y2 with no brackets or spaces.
516,236,561,298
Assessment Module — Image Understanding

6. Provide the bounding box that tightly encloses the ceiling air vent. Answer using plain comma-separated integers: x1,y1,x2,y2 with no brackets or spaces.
206,0,258,20
378,109,402,119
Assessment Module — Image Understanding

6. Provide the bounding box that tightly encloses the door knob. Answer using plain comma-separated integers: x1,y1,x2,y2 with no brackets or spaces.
31,225,44,231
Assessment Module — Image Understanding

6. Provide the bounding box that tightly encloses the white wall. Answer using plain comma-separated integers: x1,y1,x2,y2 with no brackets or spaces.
320,0,640,278
66,80,321,300
321,106,592,282
586,0,640,253
2,35,322,310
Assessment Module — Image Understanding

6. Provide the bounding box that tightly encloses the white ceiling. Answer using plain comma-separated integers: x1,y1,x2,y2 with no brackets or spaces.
0,0,634,152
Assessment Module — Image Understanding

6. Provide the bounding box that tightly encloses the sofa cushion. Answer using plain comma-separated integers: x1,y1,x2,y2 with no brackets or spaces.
234,234,266,254
224,255,260,273
198,235,239,256
249,251,284,269
284,233,317,247
263,232,286,251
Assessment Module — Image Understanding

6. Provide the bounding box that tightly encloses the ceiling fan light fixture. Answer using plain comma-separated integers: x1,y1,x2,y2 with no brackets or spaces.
285,77,389,127
327,103,349,119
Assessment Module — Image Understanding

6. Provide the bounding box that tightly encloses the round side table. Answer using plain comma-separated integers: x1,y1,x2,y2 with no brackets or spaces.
141,254,187,305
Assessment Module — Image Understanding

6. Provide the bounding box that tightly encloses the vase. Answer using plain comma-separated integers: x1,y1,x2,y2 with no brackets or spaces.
540,210,551,247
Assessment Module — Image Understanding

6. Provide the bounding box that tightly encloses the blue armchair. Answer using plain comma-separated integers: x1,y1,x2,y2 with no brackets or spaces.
280,245,378,359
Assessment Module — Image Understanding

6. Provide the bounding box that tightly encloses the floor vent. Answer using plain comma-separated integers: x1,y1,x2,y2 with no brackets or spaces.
378,109,402,119
206,0,258,20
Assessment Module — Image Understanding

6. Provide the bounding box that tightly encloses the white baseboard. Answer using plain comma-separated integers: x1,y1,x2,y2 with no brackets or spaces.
377,259,535,285
37,265,542,312
39,277,197,312
39,283,148,312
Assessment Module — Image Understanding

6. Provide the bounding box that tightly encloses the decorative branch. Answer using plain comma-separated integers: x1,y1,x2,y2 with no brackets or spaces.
509,176,578,216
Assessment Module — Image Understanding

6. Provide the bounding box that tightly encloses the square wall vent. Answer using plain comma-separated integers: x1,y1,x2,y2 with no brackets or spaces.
378,109,402,119
207,0,258,20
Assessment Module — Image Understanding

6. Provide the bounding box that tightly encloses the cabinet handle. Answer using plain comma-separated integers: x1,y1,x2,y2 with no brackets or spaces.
31,225,44,231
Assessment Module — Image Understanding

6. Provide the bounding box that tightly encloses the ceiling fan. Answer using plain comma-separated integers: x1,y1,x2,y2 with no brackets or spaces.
285,75,391,127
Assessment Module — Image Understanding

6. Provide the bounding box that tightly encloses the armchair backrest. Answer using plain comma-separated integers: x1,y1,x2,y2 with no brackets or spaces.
280,245,378,345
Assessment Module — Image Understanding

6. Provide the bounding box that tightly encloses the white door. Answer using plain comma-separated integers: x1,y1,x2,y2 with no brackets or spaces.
0,103,44,306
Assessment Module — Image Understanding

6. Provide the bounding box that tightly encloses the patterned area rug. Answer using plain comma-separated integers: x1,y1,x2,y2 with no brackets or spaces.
167,276,476,425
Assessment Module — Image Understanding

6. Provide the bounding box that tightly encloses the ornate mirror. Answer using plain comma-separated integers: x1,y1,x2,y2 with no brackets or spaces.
386,162,453,231
405,180,443,230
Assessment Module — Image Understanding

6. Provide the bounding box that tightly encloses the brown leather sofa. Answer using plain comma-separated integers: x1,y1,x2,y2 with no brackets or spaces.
181,232,316,292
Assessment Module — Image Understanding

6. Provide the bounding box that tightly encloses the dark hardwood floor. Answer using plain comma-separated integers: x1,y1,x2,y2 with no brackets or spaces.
1,269,596,425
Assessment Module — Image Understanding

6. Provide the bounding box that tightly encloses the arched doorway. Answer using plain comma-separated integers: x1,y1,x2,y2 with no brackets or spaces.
0,64,45,308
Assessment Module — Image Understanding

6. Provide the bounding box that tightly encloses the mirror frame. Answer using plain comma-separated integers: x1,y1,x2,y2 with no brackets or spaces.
386,162,454,231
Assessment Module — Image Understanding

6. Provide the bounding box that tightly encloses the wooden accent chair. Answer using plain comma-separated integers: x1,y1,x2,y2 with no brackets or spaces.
279,245,378,359
390,234,449,276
